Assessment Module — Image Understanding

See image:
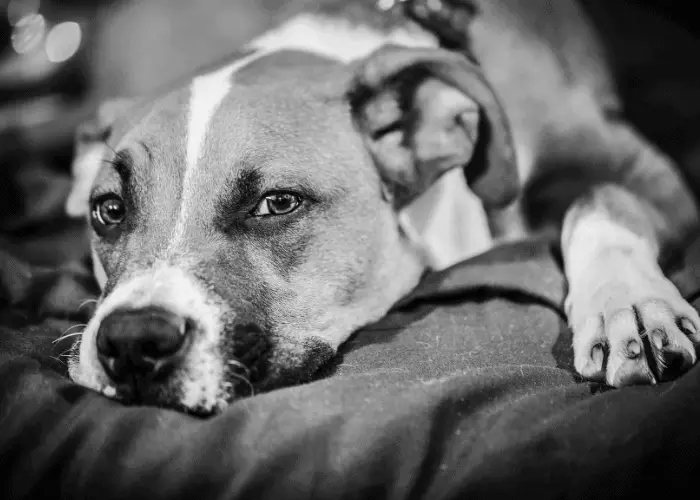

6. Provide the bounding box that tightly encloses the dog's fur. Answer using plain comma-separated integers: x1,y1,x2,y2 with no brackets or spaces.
66,0,700,415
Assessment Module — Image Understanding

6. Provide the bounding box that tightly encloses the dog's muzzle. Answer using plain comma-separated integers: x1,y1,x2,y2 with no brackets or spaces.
96,306,193,391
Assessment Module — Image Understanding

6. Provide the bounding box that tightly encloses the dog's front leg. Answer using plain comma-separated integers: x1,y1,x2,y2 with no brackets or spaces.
562,126,700,386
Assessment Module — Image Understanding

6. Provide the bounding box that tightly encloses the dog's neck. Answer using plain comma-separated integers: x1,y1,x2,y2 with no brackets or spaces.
249,2,439,63
272,0,420,33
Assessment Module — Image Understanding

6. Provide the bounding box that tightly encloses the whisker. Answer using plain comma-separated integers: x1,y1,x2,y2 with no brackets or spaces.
227,359,251,379
53,331,85,344
228,371,255,397
53,326,86,344
101,140,119,157
63,323,87,334
49,356,67,366
58,346,76,358
99,141,131,172
78,299,98,311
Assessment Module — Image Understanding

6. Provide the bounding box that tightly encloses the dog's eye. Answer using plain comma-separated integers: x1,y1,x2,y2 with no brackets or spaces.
92,195,126,228
251,192,301,217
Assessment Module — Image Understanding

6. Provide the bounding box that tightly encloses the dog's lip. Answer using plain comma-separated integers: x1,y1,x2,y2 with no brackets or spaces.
107,380,230,417
111,377,188,411
107,358,184,406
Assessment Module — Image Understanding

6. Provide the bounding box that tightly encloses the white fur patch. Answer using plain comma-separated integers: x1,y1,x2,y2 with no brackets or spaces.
69,263,229,412
248,13,438,63
563,212,657,289
399,169,492,270
170,50,269,248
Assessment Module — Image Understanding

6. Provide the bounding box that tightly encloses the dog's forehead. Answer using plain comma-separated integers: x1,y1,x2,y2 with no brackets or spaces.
115,50,363,182
203,84,362,180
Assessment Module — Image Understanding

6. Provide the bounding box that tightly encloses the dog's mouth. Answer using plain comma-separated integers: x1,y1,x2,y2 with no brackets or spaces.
70,322,337,416
108,377,249,418
106,323,273,416
89,358,262,417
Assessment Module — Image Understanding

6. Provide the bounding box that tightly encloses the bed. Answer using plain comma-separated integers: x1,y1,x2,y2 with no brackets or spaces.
3,1,700,498
2,175,700,498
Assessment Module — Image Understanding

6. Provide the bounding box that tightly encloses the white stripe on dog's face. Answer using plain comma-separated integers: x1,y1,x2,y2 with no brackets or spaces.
170,50,268,248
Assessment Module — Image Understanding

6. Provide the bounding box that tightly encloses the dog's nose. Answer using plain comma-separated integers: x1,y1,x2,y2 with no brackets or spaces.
96,306,192,383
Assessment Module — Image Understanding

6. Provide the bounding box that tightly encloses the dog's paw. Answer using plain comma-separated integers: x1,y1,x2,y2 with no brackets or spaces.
566,253,700,387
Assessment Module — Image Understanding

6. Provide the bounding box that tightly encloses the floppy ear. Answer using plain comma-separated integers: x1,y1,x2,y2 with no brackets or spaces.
348,45,519,209
65,98,133,218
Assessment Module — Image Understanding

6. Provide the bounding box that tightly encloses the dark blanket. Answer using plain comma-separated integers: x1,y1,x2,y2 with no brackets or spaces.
3,213,700,499
4,2,700,494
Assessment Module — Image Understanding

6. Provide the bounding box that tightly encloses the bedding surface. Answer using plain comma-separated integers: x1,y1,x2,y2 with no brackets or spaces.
4,2,700,497
2,193,700,499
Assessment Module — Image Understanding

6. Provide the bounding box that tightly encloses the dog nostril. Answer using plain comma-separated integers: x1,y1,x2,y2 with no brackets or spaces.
142,339,174,359
140,321,188,359
183,317,196,336
96,332,119,359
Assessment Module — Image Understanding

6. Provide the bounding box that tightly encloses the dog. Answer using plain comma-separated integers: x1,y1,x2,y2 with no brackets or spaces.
65,0,700,415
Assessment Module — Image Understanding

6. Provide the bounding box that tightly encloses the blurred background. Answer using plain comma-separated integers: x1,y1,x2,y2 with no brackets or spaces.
0,0,698,267
0,0,283,266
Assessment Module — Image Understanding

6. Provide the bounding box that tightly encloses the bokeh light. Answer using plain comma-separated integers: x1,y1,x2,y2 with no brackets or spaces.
10,13,46,54
45,22,82,63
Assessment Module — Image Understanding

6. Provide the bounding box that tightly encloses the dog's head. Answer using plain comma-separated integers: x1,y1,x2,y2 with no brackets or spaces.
66,46,517,415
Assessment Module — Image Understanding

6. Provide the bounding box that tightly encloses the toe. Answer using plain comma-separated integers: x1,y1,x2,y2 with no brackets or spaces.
604,309,655,387
637,301,696,381
677,310,700,344
649,326,695,381
573,313,607,381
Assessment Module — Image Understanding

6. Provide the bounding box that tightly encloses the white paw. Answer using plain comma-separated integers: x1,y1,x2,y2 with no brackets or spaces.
566,253,700,387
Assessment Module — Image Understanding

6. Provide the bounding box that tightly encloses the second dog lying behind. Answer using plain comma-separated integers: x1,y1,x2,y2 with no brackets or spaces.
65,0,700,415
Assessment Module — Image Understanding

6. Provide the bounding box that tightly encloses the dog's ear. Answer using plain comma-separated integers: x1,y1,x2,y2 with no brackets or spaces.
66,98,133,218
348,45,519,209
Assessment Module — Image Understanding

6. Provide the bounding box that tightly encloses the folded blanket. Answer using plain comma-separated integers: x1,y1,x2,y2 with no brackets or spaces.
2,232,700,500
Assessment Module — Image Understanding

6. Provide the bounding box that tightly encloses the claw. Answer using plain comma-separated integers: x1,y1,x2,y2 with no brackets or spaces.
651,329,668,350
679,318,698,337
